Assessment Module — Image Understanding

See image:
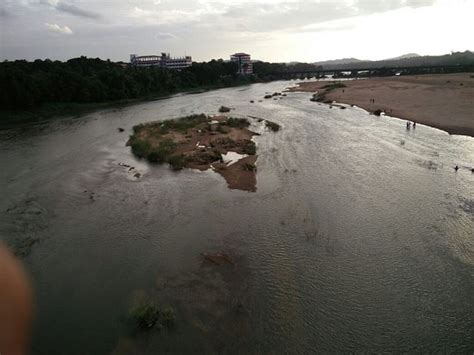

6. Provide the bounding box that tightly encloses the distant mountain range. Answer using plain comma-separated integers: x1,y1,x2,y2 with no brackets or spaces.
309,51,473,70
307,53,421,67
311,57,364,66
384,53,420,60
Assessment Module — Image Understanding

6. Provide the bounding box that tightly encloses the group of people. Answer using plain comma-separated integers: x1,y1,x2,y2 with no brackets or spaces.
454,165,474,173
406,121,417,130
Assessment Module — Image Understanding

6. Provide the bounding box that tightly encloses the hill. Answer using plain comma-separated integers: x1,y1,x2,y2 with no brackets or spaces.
318,51,474,70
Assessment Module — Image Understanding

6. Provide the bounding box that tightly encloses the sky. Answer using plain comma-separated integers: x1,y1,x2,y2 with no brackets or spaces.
0,0,472,63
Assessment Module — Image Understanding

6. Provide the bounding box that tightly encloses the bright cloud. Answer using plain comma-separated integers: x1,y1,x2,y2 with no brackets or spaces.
45,22,73,34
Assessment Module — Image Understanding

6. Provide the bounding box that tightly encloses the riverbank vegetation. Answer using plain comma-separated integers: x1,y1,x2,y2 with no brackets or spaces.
0,57,324,122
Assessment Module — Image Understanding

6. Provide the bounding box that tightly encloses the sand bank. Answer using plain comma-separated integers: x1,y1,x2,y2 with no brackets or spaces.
290,73,474,137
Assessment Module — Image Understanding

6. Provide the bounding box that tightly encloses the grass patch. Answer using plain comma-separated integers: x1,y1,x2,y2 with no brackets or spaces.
265,120,280,132
224,117,250,128
168,154,187,170
130,138,152,159
242,141,256,155
159,114,208,133
321,82,347,91
147,139,177,163
129,302,175,330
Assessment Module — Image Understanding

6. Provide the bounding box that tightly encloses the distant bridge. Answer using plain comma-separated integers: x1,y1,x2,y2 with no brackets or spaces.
266,64,474,78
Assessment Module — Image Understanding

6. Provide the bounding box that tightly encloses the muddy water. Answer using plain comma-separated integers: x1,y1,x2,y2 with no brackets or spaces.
0,81,473,353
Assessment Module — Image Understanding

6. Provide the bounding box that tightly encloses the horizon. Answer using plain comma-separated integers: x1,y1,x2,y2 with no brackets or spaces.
2,50,473,64
1,0,473,63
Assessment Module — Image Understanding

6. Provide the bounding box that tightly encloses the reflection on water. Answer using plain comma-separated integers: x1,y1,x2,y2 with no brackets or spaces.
0,81,473,353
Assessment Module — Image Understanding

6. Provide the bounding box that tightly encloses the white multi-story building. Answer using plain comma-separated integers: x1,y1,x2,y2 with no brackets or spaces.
230,53,253,75
130,53,192,69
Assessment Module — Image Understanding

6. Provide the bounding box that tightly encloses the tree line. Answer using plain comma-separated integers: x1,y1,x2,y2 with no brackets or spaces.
0,57,320,111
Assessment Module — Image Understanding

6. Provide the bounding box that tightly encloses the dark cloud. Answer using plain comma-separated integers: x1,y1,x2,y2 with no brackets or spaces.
0,4,15,19
36,0,102,19
0,8,10,18
55,2,101,19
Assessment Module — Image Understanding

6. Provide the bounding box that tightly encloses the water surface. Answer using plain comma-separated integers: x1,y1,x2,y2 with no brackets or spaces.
1,81,473,353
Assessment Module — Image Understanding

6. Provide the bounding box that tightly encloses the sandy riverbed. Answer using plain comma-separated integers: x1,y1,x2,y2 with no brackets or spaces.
290,73,474,137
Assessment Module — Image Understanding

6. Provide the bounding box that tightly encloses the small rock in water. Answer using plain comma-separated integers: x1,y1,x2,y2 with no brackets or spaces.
218,106,231,113
118,127,125,132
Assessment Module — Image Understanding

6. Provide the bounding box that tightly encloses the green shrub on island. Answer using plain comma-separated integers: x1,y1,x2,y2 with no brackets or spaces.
130,135,178,164
243,141,256,155
224,117,250,128
148,140,177,163
129,302,175,330
130,139,152,158
265,120,281,132
167,154,187,170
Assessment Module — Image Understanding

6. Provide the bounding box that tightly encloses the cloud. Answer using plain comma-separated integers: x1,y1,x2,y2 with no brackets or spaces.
38,0,101,19
217,0,439,33
45,22,73,34
0,8,10,18
131,6,152,17
55,2,101,19
129,4,224,25
156,32,177,40
355,0,437,13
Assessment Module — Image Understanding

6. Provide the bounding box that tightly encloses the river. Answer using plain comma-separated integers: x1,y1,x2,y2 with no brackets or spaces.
0,81,473,353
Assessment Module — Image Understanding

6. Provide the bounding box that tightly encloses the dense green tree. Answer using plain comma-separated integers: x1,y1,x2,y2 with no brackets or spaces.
0,57,320,111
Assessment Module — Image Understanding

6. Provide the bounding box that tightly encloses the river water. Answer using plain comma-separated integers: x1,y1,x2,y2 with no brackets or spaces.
1,81,473,354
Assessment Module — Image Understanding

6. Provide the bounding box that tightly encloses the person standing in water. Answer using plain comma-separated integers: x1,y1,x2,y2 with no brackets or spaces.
413,121,416,129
